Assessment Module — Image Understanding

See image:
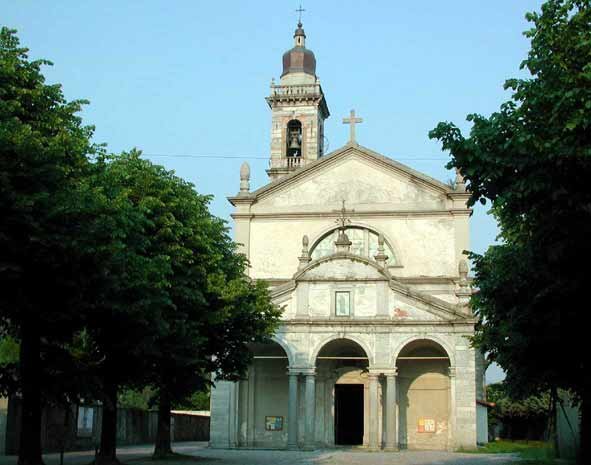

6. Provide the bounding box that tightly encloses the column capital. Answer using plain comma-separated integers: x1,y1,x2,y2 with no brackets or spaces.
383,367,398,377
288,366,315,376
367,372,381,380
301,367,316,377
448,366,456,378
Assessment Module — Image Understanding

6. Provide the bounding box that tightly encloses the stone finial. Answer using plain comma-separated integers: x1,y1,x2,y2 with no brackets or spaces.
298,234,311,270
458,259,469,285
454,168,466,192
374,234,389,268
334,230,352,254
239,162,250,194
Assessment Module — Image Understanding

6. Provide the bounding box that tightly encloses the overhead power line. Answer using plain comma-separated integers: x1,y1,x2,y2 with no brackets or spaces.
143,153,444,161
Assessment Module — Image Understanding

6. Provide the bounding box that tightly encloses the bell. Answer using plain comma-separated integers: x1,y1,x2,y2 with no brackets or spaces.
289,133,301,149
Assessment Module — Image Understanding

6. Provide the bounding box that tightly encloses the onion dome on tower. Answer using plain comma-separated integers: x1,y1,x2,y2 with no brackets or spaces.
281,21,316,78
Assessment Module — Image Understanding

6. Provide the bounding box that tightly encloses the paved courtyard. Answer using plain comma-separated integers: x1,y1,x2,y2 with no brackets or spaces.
0,442,519,465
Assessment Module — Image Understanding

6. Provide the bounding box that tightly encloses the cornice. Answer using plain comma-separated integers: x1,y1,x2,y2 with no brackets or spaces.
227,194,256,207
231,208,471,220
277,318,477,327
263,275,470,287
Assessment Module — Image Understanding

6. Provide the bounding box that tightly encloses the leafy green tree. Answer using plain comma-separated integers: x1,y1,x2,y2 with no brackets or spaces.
95,153,280,457
0,336,18,366
118,387,156,411
0,27,101,465
487,383,551,440
173,390,210,411
429,0,590,459
81,151,173,465
151,276,279,457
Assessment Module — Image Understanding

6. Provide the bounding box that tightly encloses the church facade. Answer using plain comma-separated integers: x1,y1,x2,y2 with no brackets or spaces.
210,21,486,451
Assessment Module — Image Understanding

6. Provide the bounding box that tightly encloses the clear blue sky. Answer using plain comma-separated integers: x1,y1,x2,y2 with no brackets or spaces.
4,0,544,383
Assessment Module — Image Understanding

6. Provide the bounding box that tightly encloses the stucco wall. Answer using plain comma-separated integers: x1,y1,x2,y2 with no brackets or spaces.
248,216,458,280
398,360,450,450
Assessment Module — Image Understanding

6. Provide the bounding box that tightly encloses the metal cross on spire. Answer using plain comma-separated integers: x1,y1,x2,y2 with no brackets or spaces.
342,109,363,144
296,4,306,23
333,199,355,231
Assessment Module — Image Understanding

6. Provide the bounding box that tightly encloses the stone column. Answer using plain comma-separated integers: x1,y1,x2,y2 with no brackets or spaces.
238,378,248,446
247,365,256,446
287,370,299,449
368,372,380,450
384,369,398,450
448,366,456,451
304,371,316,450
229,382,238,447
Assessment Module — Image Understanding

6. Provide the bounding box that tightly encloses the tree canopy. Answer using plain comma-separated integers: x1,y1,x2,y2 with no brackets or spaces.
487,383,551,440
0,27,279,465
0,25,104,465
429,0,590,458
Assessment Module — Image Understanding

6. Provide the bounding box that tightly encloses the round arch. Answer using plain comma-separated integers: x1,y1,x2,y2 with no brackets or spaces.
270,335,295,367
392,335,455,366
310,334,374,366
250,337,294,367
308,221,403,267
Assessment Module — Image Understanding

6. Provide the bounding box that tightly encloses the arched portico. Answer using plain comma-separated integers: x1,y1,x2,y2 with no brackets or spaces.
236,341,291,448
395,339,452,450
310,334,373,366
314,338,370,447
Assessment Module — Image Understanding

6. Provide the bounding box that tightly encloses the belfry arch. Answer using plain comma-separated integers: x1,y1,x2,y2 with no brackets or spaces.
286,119,303,158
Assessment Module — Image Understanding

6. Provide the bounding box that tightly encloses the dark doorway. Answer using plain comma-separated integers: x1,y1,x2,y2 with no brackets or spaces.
334,384,364,445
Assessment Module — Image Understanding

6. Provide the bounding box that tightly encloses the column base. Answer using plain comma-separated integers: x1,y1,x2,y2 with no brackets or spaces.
384,446,399,452
303,445,316,451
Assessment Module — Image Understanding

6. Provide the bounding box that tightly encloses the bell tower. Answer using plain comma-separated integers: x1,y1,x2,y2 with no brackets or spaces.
266,21,330,181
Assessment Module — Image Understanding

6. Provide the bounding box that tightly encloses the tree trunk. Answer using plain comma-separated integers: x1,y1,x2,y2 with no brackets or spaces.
18,321,44,465
153,389,173,458
550,387,558,454
580,393,589,465
95,378,119,465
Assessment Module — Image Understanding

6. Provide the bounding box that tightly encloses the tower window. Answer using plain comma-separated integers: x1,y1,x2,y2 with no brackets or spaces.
286,119,302,157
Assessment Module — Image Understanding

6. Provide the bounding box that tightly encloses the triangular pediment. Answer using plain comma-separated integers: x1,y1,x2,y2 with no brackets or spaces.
268,255,472,322
243,144,453,212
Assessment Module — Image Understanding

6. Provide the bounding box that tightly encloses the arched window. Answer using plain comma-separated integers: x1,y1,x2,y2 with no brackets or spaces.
310,227,396,265
286,119,302,157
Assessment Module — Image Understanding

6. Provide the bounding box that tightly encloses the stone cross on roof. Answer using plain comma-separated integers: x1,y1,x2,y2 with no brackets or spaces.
343,109,363,144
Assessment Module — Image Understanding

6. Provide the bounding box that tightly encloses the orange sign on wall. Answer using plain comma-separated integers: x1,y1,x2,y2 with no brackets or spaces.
418,418,436,433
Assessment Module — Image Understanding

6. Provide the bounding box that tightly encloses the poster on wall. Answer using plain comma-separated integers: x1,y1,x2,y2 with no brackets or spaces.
265,416,284,431
417,418,436,433
77,406,94,437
